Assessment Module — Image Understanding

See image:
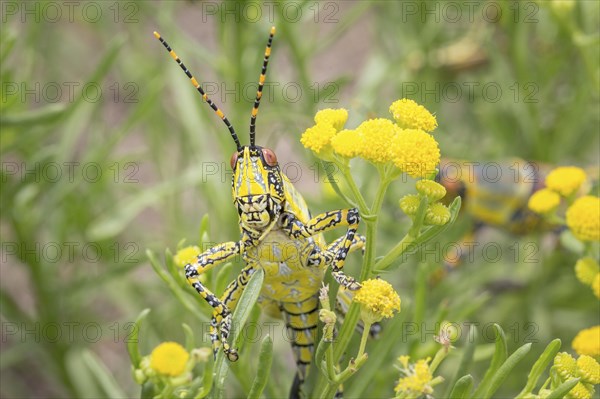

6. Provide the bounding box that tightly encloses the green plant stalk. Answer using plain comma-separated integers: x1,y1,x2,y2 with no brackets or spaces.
356,322,372,360
429,346,450,374
319,354,368,399
313,167,393,396
372,233,414,271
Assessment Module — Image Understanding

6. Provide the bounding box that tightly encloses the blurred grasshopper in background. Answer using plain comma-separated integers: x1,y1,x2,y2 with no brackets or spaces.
154,27,370,398
437,158,598,271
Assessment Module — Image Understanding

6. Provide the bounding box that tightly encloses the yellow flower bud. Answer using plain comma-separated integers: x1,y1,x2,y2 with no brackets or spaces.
416,179,446,202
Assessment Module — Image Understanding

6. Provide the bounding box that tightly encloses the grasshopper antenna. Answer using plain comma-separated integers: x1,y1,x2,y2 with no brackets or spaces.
154,31,242,151
249,26,275,147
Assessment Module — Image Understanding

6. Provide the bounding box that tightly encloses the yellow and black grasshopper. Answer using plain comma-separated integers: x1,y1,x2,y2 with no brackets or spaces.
154,27,366,397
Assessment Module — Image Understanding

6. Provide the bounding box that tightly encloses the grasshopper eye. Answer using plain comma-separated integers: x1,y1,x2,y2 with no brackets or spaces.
262,148,278,166
230,151,239,169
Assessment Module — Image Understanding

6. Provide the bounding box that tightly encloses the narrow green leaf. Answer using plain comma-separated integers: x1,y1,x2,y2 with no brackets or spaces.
65,349,104,399
545,378,580,399
199,214,211,244
183,323,196,352
248,335,274,399
484,343,532,399
0,103,68,127
374,196,461,271
213,269,264,399
127,308,150,367
472,324,507,398
146,249,209,323
444,325,477,398
449,374,474,399
518,339,561,398
81,349,126,399
195,357,214,399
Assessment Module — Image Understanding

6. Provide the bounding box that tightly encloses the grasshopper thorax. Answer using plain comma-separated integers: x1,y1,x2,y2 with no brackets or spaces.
231,146,285,230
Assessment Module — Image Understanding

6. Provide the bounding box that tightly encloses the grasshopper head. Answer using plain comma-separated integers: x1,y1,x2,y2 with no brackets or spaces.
231,146,285,230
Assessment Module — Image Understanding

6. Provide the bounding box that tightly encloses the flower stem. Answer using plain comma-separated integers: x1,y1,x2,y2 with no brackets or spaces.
340,164,370,215
356,322,372,360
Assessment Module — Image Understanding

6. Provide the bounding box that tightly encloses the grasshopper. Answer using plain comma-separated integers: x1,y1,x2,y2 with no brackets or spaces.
154,27,365,398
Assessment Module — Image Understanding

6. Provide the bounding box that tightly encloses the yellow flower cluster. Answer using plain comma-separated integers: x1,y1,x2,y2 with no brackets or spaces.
300,124,337,156
528,189,561,214
353,118,400,164
395,356,435,396
150,342,190,377
330,129,362,158
353,278,401,324
553,352,599,399
389,98,438,132
314,108,348,131
573,326,600,357
546,166,587,197
575,258,600,298
301,100,441,178
174,246,201,268
392,129,440,178
566,196,600,241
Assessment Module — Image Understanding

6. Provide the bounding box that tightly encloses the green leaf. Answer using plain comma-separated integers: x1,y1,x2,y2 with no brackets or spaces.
213,269,264,399
483,343,532,399
199,214,211,244
81,349,126,398
517,339,561,398
183,323,196,352
195,357,214,399
374,196,461,271
545,378,580,399
449,374,474,399
127,308,150,368
0,104,68,127
147,249,209,323
472,324,507,398
65,349,104,399
248,335,274,399
444,324,477,398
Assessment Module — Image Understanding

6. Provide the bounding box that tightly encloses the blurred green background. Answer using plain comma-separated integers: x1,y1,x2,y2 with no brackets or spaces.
1,1,599,398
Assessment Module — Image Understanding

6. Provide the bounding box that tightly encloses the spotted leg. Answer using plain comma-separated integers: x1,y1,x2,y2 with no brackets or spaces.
184,241,242,360
281,209,362,290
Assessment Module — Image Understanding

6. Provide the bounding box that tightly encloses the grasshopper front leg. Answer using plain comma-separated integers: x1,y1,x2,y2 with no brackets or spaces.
281,208,362,290
184,240,243,361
